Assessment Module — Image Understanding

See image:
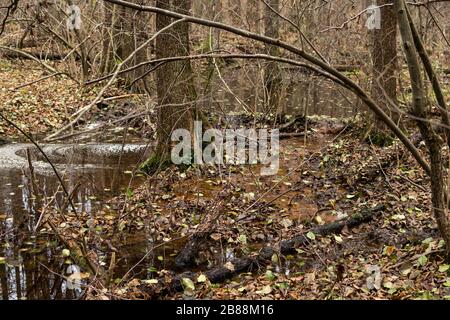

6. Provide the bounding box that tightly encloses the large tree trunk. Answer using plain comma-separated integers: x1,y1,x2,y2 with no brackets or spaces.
371,0,398,129
154,0,197,163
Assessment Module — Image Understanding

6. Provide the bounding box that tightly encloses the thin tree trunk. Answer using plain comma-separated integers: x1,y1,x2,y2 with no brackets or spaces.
405,7,449,147
102,1,150,92
395,0,450,259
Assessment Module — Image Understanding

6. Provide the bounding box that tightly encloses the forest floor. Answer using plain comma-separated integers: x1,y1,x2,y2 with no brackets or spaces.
0,59,83,137
1,58,450,300
94,129,449,300
0,58,127,139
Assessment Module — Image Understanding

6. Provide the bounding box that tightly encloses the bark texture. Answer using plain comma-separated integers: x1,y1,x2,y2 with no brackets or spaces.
155,0,197,161
371,0,398,128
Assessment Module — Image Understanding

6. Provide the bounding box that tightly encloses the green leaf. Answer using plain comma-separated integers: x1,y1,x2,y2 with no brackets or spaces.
0,257,5,264
306,231,316,240
276,282,288,290
62,249,70,257
125,188,134,198
182,278,195,291
444,279,450,287
439,264,450,273
417,255,428,266
265,270,276,281
271,254,279,264
238,234,247,245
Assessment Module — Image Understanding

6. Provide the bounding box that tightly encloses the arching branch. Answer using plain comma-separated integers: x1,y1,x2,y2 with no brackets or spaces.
102,0,431,175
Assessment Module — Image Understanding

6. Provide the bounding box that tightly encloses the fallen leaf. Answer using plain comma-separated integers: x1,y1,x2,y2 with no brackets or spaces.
142,279,158,285
306,231,316,240
197,274,207,283
182,278,195,291
224,261,235,271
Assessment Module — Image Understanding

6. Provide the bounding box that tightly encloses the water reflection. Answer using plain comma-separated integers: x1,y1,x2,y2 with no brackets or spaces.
0,143,150,299
0,68,356,299
204,66,358,118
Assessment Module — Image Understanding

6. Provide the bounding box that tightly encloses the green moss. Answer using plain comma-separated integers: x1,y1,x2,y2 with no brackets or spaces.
365,130,395,147
139,153,171,175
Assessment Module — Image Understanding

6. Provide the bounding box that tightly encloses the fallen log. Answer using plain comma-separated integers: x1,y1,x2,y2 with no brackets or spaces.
133,204,385,298
170,257,259,292
0,48,74,61
278,204,385,253
174,194,229,269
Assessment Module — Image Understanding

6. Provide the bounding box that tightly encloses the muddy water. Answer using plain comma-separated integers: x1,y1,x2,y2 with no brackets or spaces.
114,135,342,282
0,69,353,299
0,143,151,299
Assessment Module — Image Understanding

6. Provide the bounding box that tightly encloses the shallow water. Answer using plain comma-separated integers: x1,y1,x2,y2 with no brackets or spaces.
0,70,353,299
0,143,151,299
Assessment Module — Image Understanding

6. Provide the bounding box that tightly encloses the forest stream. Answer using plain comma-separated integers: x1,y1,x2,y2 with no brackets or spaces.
1,0,449,304
0,63,363,298
0,126,347,299
0,143,152,299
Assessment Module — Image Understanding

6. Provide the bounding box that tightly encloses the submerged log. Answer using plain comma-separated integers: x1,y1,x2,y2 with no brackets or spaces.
174,231,211,268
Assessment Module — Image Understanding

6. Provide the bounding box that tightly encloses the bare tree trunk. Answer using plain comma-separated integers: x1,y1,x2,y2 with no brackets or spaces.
101,0,150,92
101,1,116,74
264,0,282,115
154,0,197,164
247,0,262,33
405,7,450,147
371,0,398,130
395,0,450,259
